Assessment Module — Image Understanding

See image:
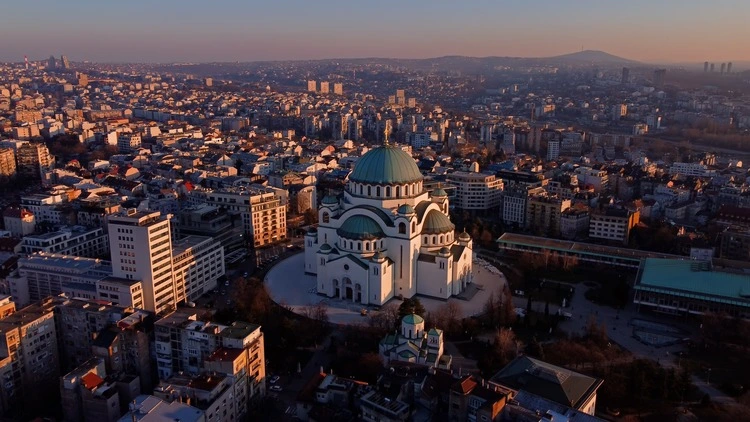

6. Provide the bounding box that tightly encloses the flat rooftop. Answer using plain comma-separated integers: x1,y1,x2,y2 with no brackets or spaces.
636,258,750,307
497,233,681,262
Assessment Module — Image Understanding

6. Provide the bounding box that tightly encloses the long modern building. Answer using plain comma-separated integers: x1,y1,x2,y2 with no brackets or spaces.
172,235,225,301
20,226,109,258
634,258,750,318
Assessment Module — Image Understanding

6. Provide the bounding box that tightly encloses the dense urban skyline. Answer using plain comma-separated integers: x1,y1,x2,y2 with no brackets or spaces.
3,0,750,63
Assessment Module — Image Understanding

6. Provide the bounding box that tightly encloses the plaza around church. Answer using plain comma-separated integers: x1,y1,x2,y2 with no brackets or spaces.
265,252,508,325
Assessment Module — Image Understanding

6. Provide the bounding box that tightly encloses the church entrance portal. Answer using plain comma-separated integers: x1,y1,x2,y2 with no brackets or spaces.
343,277,353,300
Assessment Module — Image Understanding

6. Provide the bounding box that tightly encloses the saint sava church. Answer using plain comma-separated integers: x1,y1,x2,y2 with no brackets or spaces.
305,143,474,306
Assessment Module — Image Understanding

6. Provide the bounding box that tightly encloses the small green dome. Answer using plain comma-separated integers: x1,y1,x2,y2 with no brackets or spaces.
321,195,338,205
373,250,387,261
458,231,471,241
402,313,424,325
431,188,447,197
337,215,385,240
349,145,423,185
397,204,415,215
422,210,455,234
439,246,450,255
319,243,332,253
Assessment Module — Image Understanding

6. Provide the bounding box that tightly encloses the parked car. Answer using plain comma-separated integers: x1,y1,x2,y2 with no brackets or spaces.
270,386,283,392
269,375,280,384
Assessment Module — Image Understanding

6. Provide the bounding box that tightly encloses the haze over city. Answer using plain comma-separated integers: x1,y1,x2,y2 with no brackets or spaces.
3,0,750,63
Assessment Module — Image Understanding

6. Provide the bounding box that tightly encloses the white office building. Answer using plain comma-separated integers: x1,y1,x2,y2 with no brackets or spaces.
108,210,182,315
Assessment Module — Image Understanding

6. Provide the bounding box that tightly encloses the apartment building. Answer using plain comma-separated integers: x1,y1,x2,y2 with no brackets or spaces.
108,210,181,315
189,186,287,247
446,171,503,212
525,192,571,237
2,206,35,237
205,346,266,409
154,373,246,422
719,229,750,261
172,235,225,301
574,167,609,193
0,298,60,414
501,187,539,227
16,142,54,179
560,207,591,240
0,148,16,178
7,253,144,309
20,226,109,258
154,311,265,393
588,207,640,245
117,133,141,153
54,299,154,391
20,193,68,225
7,253,113,307
669,162,715,178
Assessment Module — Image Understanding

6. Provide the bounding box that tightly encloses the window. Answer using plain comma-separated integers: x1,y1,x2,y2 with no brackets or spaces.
374,267,379,275
365,242,370,251
322,212,330,224
412,221,416,232
399,222,406,234
376,186,381,197
396,186,401,197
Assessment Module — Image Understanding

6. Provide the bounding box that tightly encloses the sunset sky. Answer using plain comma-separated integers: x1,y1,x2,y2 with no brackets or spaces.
2,0,748,63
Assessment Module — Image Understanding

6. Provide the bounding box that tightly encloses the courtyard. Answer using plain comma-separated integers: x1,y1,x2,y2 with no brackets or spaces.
264,252,508,325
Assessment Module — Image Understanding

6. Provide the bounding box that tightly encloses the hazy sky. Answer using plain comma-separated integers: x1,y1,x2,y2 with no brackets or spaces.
2,0,748,63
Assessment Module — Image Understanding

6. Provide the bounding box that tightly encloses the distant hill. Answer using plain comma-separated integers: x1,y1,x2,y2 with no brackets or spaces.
546,50,639,64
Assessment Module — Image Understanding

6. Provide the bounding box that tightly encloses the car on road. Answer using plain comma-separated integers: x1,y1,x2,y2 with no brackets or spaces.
269,385,283,392
360,309,368,316
225,280,230,286
243,272,249,277
269,375,280,384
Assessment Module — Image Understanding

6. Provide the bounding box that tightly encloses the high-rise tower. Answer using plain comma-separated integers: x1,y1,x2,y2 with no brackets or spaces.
108,210,181,315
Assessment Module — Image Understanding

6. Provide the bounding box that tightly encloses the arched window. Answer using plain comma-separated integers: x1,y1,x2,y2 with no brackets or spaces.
365,242,370,251
367,186,371,196
439,235,444,243
386,186,391,197
376,186,381,197
411,221,416,232
359,185,363,195
322,212,330,224
398,222,406,234
357,242,361,251
396,186,401,197
432,235,437,244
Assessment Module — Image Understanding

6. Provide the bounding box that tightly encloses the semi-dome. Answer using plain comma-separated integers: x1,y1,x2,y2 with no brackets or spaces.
319,243,332,253
431,188,448,197
321,195,338,205
421,210,455,234
349,145,423,185
397,204,415,215
336,215,385,240
458,230,471,241
439,246,450,255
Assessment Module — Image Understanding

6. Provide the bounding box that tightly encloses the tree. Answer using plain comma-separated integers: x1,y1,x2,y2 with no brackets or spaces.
493,328,520,368
233,158,244,173
398,297,426,320
303,208,318,226
369,303,400,333
526,336,545,359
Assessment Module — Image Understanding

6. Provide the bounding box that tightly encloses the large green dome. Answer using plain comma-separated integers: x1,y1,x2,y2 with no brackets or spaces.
337,215,385,240
349,145,423,185
422,210,455,234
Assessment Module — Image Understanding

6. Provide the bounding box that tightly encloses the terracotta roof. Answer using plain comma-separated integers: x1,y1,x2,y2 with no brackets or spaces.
81,372,104,390
297,372,327,403
451,376,478,395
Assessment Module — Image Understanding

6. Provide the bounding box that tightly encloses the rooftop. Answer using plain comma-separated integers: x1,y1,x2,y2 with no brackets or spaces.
636,258,750,307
